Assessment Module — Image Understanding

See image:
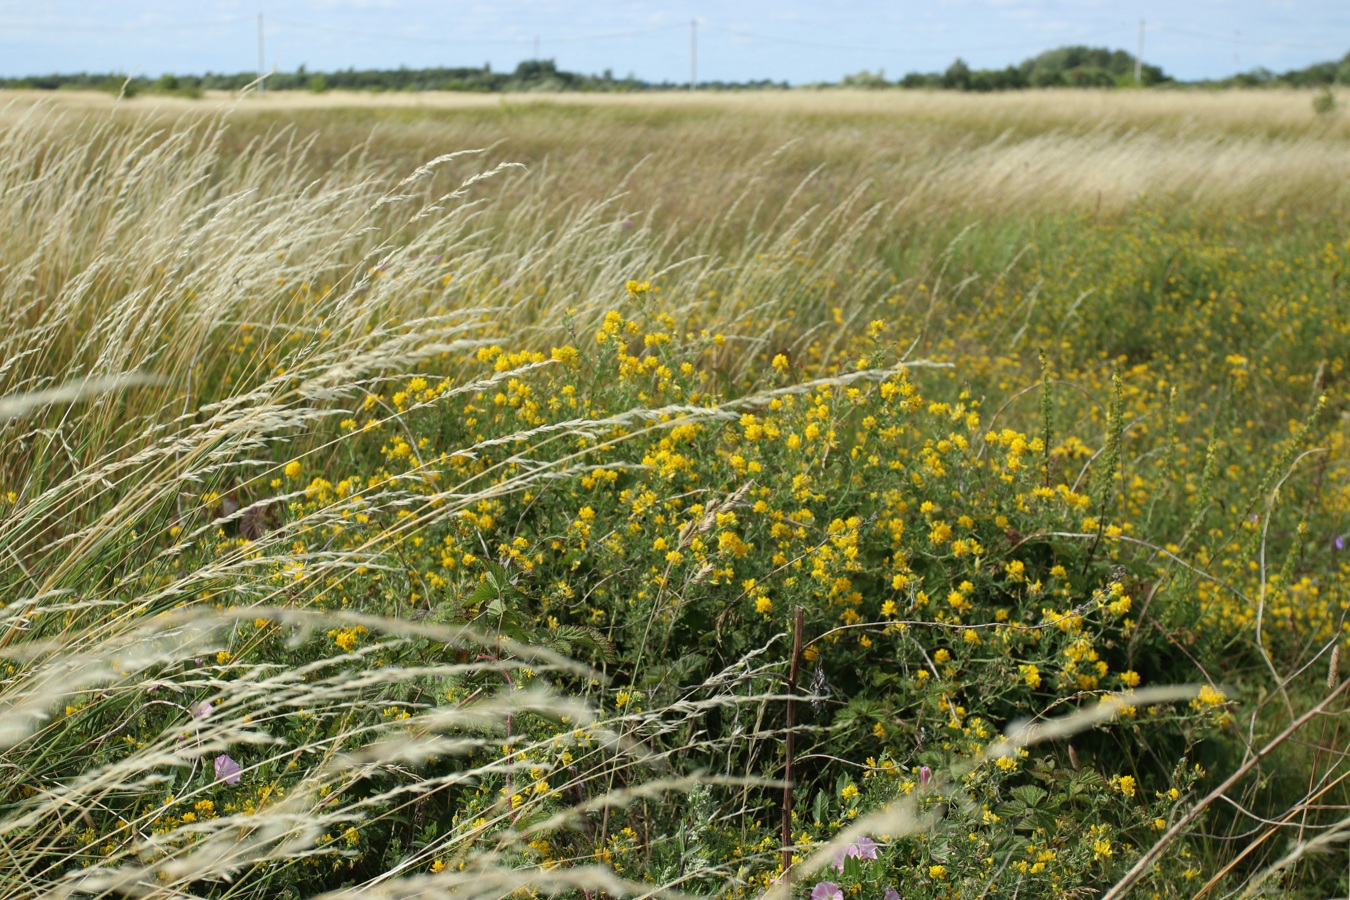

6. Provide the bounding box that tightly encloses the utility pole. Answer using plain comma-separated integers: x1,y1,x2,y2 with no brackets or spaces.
1134,18,1144,85
1234,29,1241,72
690,18,697,92
534,34,540,60
257,13,265,97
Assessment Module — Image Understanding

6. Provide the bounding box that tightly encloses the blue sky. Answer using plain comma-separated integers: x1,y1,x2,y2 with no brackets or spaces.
0,1,1345,84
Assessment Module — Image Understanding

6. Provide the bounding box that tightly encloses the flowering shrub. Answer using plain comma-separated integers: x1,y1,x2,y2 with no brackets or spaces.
142,270,1333,895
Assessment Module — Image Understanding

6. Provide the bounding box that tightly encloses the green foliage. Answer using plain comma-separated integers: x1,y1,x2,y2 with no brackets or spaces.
898,45,1168,91
841,69,889,89
1021,45,1167,87
1221,48,1350,87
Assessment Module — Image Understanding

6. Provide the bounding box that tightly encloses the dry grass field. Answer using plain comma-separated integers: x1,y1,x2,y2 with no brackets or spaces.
0,87,1347,899
12,87,1350,213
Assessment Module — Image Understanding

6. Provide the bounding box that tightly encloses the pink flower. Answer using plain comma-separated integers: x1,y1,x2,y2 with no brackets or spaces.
214,754,242,785
811,882,844,900
883,890,900,900
191,700,213,719
833,836,880,871
918,765,932,788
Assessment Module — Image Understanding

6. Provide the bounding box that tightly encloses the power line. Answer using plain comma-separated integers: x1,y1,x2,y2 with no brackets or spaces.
702,22,1129,58
265,16,681,48
1239,37,1349,51
545,24,687,45
265,16,473,46
1147,22,1251,44
1147,21,1346,51
0,16,249,33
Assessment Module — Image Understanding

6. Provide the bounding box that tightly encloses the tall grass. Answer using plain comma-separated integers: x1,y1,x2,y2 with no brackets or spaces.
0,92,1347,898
0,99,906,898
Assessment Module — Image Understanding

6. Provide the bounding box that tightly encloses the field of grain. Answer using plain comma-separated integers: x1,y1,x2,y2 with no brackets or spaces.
0,88,1348,899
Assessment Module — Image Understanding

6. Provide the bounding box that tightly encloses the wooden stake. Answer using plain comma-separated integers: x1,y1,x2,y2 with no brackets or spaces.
782,606,804,877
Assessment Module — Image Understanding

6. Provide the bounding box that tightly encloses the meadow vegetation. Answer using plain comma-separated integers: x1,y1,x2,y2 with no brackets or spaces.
0,89,1348,898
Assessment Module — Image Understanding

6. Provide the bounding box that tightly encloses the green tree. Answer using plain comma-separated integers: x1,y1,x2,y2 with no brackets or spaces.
942,58,971,90
842,69,889,89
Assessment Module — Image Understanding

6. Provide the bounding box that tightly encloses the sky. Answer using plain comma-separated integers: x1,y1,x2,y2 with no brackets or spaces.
0,1,1346,85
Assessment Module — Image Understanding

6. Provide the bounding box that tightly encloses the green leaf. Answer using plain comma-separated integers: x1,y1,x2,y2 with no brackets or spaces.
467,580,498,607
1010,785,1048,807
483,559,510,590
835,697,886,730
813,789,828,826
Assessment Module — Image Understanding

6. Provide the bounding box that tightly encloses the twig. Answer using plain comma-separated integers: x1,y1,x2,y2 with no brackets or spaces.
1100,676,1350,900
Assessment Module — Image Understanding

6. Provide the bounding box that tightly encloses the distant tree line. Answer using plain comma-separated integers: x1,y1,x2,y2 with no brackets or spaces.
839,46,1170,91
3,44,1348,96
0,59,785,96
1215,50,1350,87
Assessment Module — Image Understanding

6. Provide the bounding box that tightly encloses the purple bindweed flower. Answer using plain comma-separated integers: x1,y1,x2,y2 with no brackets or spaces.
883,890,900,900
214,754,242,785
833,836,880,871
919,765,932,788
811,882,844,900
191,700,214,719
1336,534,1346,551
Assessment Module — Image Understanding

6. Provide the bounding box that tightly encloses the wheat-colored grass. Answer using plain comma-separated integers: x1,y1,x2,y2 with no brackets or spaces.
5,88,1346,228
10,86,1348,136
